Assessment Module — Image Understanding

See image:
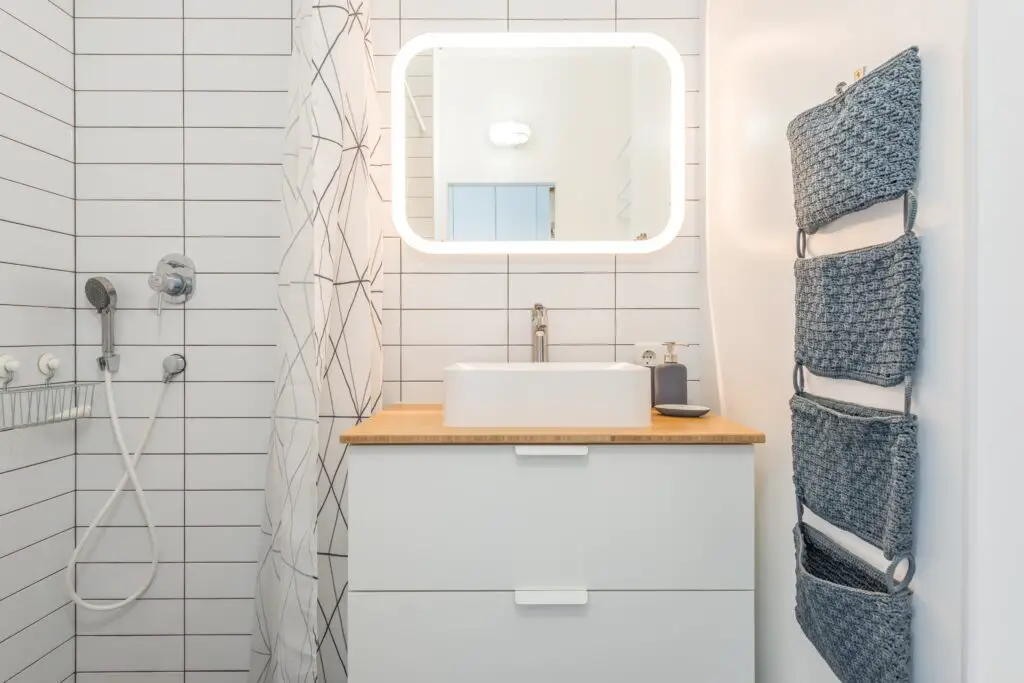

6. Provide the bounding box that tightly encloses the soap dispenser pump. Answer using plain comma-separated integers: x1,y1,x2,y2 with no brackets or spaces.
653,341,689,407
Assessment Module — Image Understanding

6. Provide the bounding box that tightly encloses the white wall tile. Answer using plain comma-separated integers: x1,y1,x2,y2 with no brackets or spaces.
185,382,274,417
186,599,254,634
400,273,507,309
0,186,73,235
616,18,703,53
76,0,182,17
6,637,73,683
397,381,443,404
0,423,73,473
508,273,615,309
78,236,185,273
510,0,615,18
185,165,281,201
77,92,183,127
79,674,183,683
185,563,257,598
194,274,277,309
615,308,702,344
370,0,399,19
77,490,184,527
77,635,184,672
0,53,72,122
509,19,615,31
0,532,71,599
0,265,72,308
617,0,702,17
0,459,72,516
184,417,271,453
184,55,289,90
0,494,72,558
77,128,184,163
77,453,184,490
78,164,184,200
371,19,400,54
186,635,251,671
184,91,288,127
401,345,507,382
617,236,701,272
185,454,267,490
76,55,183,90
402,309,507,345
185,200,283,237
185,526,262,562
616,272,702,308
508,308,615,345
181,346,278,382
0,0,73,48
0,95,73,159
509,344,616,363
0,306,73,345
0,137,73,197
77,200,184,237
0,608,73,683
85,381,185,418
77,416,185,454
402,0,506,18
185,0,291,18
75,562,184,600
74,527,185,562
186,491,264,525
185,19,291,54
78,599,184,635
183,236,279,273
400,19,506,41
77,18,184,54
507,254,615,273
0,14,73,85
184,310,277,344
185,128,284,164
400,241,506,273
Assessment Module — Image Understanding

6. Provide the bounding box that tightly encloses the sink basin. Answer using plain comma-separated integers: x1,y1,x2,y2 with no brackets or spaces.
443,362,652,428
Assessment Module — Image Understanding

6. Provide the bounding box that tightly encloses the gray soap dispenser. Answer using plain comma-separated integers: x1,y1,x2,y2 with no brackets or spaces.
653,341,688,406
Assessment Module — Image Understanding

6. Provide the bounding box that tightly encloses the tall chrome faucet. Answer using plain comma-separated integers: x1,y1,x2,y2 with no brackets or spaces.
531,303,548,362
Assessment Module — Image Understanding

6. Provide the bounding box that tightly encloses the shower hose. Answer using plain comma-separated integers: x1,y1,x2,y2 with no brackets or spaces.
65,369,174,611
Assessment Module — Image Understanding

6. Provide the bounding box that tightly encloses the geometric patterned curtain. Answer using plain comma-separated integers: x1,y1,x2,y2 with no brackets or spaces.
250,0,383,679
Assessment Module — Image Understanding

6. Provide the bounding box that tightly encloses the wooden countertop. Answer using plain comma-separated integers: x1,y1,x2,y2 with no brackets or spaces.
341,404,765,445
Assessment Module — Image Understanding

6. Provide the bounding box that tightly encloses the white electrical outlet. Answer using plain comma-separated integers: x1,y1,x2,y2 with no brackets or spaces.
633,343,663,368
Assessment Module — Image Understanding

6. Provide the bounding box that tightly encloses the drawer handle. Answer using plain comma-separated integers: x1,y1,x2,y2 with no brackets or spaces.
514,445,589,457
514,590,588,606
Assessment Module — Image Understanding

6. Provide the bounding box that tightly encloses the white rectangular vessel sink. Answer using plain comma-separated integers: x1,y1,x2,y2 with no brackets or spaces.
443,362,651,428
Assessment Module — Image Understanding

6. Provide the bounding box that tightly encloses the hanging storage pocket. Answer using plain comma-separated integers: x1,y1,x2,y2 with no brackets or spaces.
795,226,921,388
794,522,913,683
791,393,917,560
787,47,921,233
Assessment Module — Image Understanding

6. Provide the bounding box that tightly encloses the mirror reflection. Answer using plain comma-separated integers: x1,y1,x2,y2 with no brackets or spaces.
402,44,672,243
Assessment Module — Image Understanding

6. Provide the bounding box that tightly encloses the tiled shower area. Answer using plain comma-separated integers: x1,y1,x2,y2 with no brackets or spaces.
0,0,705,680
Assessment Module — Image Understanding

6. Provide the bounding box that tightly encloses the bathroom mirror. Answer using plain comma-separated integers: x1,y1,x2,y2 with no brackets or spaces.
391,32,687,255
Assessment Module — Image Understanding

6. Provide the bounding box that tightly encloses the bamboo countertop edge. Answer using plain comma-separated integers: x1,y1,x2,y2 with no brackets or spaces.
341,404,766,445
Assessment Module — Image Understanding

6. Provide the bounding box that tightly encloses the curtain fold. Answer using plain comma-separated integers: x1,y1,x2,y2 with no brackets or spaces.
251,1,383,680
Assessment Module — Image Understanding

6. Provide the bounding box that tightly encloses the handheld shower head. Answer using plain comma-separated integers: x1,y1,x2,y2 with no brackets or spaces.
85,277,119,372
85,276,117,313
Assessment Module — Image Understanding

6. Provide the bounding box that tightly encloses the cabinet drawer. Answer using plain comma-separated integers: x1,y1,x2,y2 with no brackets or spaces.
349,444,754,591
350,590,754,683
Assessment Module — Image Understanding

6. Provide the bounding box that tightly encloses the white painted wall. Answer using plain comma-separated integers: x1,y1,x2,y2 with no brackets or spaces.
964,0,1024,680
434,49,633,241
706,2,969,681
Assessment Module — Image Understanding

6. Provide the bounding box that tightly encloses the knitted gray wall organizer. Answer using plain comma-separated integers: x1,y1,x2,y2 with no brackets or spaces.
795,523,913,683
787,46,921,234
791,392,918,561
795,192,921,389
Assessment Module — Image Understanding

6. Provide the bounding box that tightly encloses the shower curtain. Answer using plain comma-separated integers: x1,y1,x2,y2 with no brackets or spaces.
250,1,383,681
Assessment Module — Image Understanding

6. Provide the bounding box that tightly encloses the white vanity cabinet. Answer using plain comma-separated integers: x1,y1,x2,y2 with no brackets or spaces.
347,443,756,683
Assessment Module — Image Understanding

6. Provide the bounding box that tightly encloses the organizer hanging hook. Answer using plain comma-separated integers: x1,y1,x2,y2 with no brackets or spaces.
885,553,916,594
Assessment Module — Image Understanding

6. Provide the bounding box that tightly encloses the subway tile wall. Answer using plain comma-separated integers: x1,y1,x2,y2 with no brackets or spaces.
372,0,711,406
71,1,289,678
0,0,77,681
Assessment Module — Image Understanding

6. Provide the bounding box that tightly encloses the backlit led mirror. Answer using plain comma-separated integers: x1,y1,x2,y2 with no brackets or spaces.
391,32,687,255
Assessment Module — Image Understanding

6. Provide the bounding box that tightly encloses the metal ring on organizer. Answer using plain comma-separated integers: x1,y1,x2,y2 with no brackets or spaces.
792,363,805,394
903,189,919,234
796,228,808,258
904,376,914,416
885,553,916,593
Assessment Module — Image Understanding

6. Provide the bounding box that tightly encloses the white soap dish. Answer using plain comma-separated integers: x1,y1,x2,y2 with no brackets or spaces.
654,404,711,418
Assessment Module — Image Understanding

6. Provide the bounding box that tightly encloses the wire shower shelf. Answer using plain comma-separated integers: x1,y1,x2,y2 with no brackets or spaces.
0,381,99,432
